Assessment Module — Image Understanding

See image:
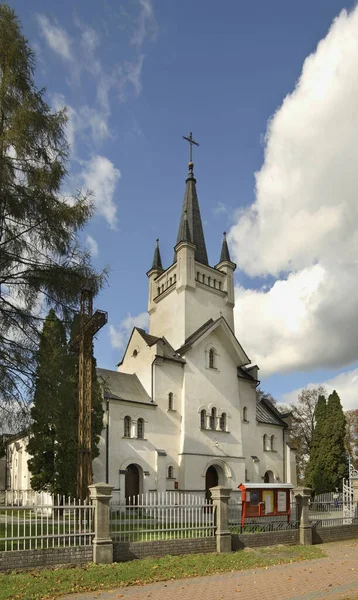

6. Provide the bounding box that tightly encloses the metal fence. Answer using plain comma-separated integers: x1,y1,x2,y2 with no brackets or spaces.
228,499,300,534
0,492,94,552
110,492,216,542
308,501,358,528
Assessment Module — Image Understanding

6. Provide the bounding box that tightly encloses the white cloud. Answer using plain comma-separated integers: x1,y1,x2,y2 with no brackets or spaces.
230,7,358,375
109,312,149,351
80,156,120,228
36,15,73,62
131,0,158,48
279,367,358,412
86,234,99,257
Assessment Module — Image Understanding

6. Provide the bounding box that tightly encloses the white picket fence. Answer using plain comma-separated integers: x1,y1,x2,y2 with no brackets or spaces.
0,491,94,552
110,492,216,542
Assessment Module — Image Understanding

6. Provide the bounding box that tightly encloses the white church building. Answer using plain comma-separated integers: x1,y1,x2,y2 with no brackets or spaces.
93,156,296,503
4,155,296,502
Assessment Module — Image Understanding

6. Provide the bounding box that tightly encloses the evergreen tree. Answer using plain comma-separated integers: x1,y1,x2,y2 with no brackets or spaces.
304,394,326,489
27,310,103,497
320,390,348,491
0,5,103,421
27,310,67,492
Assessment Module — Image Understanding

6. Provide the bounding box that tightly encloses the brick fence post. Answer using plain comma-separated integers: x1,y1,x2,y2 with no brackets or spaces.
294,486,312,545
88,482,114,564
210,486,232,553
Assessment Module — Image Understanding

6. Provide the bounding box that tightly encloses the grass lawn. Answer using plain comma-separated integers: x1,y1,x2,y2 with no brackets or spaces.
0,544,326,600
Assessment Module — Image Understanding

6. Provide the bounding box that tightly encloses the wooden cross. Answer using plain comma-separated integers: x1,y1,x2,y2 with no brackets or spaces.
182,131,199,162
70,288,107,501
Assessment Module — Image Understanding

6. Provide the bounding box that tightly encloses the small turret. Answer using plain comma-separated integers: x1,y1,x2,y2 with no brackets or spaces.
151,238,163,271
219,231,231,263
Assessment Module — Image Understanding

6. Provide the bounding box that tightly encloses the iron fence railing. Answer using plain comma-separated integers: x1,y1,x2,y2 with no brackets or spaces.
308,501,358,528
0,492,94,552
110,492,216,542
228,500,300,534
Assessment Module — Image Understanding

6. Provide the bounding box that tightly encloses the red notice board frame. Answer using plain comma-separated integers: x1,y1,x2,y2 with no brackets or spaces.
238,483,293,527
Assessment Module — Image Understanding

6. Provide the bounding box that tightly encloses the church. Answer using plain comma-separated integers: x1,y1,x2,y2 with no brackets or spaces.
3,146,296,502
92,149,297,504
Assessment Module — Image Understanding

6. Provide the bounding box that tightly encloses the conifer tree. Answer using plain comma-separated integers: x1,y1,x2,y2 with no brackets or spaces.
0,5,103,421
320,390,347,491
27,310,67,492
27,310,103,497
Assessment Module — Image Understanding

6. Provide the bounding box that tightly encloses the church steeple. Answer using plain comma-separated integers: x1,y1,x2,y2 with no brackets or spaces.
174,132,208,265
220,232,231,263
151,238,163,270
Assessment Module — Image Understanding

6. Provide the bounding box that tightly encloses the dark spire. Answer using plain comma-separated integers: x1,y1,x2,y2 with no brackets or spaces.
220,232,231,263
174,161,209,265
177,209,191,243
152,238,163,270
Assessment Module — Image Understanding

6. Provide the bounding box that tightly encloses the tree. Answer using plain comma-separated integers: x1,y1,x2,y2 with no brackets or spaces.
0,5,104,424
27,310,103,497
285,386,327,483
27,310,67,492
304,394,327,491
319,390,347,491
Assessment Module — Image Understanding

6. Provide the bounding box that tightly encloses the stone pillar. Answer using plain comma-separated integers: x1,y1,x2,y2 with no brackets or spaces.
294,486,312,545
89,482,114,564
351,478,358,503
210,486,232,553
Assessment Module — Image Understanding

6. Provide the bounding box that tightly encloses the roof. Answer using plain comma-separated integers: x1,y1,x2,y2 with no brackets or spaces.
237,366,256,381
174,162,208,265
219,232,231,262
136,329,160,346
97,368,154,405
151,239,163,270
256,397,287,427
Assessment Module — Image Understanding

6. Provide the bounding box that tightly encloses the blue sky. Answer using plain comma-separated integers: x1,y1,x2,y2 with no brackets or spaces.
11,0,358,409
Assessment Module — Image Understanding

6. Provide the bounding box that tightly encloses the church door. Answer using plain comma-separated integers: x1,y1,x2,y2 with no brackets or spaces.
125,464,140,503
205,466,219,501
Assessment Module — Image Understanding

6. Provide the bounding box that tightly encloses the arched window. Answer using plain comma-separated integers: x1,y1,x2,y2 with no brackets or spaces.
197,272,200,281
210,407,217,430
168,392,173,410
124,416,131,438
243,406,248,422
202,274,205,283
219,412,226,431
200,409,206,429
209,348,215,369
137,418,144,439
270,435,274,451
208,276,211,286
218,281,222,290
168,466,174,479
263,434,268,451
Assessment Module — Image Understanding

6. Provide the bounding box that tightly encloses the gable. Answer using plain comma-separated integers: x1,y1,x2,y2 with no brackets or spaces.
177,317,250,367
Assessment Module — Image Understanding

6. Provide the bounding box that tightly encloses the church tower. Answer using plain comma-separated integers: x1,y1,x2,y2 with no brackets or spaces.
147,135,236,350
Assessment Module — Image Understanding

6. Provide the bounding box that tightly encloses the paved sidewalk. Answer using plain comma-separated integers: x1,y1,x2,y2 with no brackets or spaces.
61,541,358,600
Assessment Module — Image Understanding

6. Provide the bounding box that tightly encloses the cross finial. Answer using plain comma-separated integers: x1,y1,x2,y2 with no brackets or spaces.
182,131,199,163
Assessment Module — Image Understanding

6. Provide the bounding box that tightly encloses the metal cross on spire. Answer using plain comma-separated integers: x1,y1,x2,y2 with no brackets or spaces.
182,131,199,163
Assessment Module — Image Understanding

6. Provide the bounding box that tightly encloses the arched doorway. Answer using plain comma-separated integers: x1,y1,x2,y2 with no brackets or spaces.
125,464,140,502
264,470,274,483
205,465,219,501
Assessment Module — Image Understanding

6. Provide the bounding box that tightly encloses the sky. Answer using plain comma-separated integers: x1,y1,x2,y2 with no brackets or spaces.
10,0,358,410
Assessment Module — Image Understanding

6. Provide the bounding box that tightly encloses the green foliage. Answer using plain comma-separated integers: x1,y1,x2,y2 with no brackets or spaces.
286,386,327,484
0,4,104,424
319,390,348,491
304,390,348,494
27,309,103,497
304,395,326,490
